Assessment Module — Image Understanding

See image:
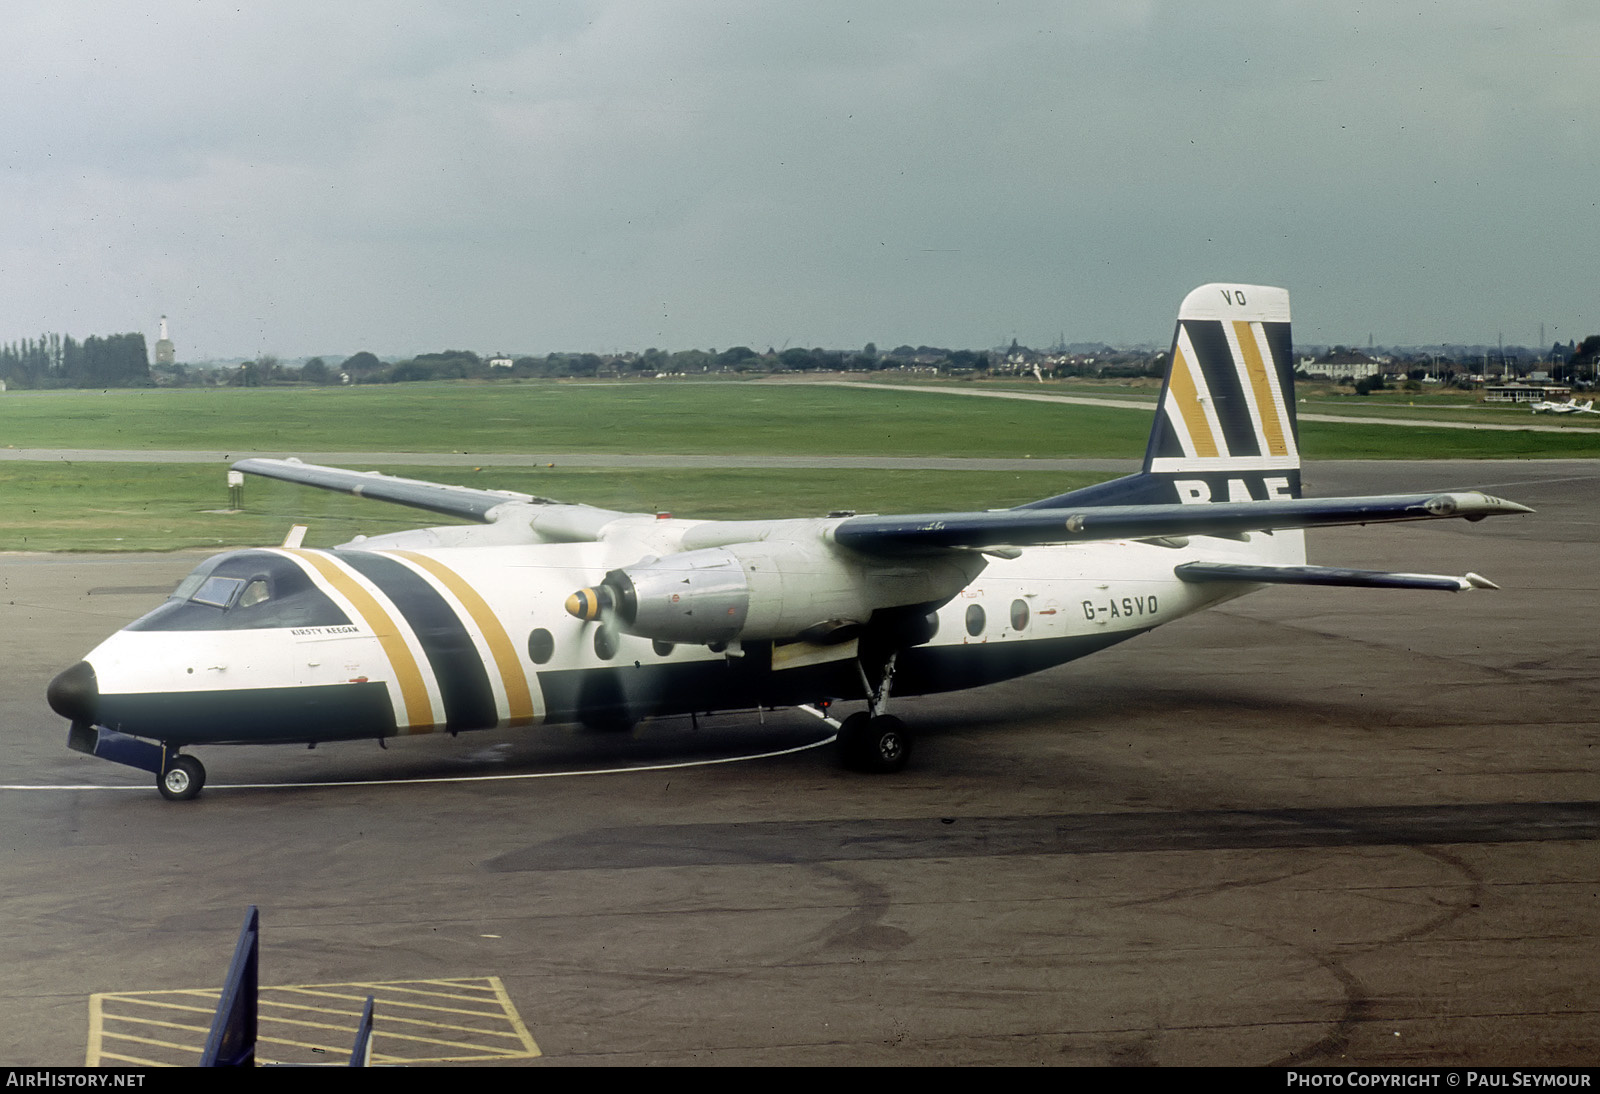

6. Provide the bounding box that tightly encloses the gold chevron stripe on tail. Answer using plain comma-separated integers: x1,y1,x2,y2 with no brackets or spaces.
1233,319,1291,458
1168,332,1221,458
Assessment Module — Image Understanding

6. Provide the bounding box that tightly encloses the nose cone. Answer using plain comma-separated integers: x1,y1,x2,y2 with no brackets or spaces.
47,661,99,724
565,586,610,622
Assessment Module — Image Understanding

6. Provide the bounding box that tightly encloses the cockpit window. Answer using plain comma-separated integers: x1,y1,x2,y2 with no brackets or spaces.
128,550,351,632
191,576,247,608
238,579,271,609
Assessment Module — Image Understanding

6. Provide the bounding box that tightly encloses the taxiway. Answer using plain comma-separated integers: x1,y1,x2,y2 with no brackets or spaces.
0,460,1594,1066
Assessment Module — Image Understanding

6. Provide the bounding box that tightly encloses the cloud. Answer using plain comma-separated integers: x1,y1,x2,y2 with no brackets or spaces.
1,1,1595,356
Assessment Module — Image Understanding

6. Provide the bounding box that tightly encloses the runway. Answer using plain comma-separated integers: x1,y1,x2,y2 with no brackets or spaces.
0,460,1595,1066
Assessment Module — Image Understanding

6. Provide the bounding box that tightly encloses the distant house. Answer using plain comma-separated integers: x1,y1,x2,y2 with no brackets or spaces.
489,354,514,369
1302,350,1384,381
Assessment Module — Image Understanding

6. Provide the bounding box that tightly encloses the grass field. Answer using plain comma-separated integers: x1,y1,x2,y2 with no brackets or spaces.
1,379,1594,551
0,464,1103,551
0,382,1155,457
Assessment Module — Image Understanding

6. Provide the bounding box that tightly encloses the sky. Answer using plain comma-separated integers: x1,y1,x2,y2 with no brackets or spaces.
2,1,1596,360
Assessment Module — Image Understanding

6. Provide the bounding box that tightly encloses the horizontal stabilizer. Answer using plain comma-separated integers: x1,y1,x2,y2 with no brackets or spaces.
234,458,554,522
1175,561,1500,593
832,492,1533,552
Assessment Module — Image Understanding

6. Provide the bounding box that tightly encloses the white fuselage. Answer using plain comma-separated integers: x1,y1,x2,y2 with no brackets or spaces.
74,526,1302,745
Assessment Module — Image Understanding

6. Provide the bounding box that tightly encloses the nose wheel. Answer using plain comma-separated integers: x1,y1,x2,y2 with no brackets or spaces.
158,754,207,802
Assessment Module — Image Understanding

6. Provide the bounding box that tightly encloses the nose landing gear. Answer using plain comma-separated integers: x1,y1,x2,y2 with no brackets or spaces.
158,754,207,802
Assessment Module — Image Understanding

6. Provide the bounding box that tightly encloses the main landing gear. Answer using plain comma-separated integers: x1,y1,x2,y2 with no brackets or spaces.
837,651,913,774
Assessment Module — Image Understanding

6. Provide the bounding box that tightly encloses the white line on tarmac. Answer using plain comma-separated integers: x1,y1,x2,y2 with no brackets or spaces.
3,727,839,794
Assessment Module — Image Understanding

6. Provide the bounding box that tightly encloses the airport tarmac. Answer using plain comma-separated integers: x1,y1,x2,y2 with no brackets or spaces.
0,460,1595,1066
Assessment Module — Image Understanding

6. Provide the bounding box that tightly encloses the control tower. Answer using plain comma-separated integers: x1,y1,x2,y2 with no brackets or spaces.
155,316,175,366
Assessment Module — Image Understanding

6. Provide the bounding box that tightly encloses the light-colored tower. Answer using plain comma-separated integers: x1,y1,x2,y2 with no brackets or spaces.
155,315,175,366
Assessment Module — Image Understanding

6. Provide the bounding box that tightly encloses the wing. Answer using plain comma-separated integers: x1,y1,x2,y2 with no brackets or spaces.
233,458,558,523
831,491,1533,552
1174,561,1499,593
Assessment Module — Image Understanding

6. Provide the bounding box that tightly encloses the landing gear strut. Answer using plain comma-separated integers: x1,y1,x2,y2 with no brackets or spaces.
838,652,913,773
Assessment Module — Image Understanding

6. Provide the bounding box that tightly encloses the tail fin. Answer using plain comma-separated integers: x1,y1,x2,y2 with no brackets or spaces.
1024,283,1300,509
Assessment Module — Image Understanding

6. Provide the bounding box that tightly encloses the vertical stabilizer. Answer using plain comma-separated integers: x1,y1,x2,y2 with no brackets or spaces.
1023,283,1300,509
1144,284,1299,498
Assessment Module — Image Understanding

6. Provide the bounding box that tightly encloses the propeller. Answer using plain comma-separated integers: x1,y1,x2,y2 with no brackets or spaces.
564,583,614,623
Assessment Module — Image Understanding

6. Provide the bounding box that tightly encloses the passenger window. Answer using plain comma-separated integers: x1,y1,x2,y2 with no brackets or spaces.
1010,599,1029,632
527,629,554,665
965,603,986,637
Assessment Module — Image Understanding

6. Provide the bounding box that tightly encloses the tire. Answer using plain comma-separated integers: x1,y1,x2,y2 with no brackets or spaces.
157,755,206,802
837,713,912,774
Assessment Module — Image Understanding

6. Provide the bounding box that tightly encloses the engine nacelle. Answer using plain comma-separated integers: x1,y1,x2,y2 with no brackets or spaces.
605,547,750,644
570,540,981,646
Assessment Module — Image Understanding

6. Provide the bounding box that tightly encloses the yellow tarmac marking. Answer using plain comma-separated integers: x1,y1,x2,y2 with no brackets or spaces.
87,976,540,1066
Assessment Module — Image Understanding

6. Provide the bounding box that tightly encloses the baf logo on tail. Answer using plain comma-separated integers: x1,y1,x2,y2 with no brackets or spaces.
47,284,1532,800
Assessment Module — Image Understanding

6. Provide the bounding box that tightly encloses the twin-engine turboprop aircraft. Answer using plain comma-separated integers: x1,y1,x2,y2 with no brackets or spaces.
48,284,1532,800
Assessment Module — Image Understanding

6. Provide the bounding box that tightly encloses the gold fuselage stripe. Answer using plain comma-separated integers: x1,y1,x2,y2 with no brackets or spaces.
1233,319,1288,457
1168,338,1220,457
393,551,536,726
287,549,433,730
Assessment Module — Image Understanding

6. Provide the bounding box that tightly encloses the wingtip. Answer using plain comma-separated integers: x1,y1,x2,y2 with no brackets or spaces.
1427,492,1536,519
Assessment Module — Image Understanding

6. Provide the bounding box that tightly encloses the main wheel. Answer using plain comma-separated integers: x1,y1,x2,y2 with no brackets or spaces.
157,755,206,802
837,713,912,774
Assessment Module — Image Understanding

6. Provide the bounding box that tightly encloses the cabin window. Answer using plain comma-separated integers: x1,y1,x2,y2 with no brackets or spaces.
1010,599,1029,632
594,625,618,661
652,640,675,658
965,603,986,637
527,629,554,664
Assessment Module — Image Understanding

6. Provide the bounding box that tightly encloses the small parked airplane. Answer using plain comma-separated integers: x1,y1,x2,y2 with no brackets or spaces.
1530,398,1598,415
47,284,1532,799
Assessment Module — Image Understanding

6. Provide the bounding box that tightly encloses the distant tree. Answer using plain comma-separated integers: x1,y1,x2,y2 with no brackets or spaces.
512,355,555,378
300,357,331,384
66,333,150,387
233,355,282,387
340,351,386,382
668,349,712,373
